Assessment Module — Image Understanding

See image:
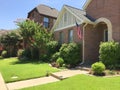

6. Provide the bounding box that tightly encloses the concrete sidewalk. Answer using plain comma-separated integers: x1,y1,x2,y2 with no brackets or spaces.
6,69,89,90
51,69,88,79
6,76,59,90
0,73,8,90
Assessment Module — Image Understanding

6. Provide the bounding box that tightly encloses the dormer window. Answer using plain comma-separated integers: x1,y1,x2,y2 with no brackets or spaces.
43,17,49,28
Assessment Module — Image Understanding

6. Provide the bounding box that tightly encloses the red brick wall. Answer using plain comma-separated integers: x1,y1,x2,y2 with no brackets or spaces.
84,24,107,64
86,0,120,42
28,9,57,30
54,26,83,44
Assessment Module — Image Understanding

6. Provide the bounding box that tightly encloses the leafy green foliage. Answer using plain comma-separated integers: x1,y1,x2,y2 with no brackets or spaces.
51,52,60,62
59,43,82,66
0,31,22,57
17,49,24,59
99,42,120,68
56,57,64,67
1,50,8,58
92,62,105,75
17,20,53,61
46,41,59,60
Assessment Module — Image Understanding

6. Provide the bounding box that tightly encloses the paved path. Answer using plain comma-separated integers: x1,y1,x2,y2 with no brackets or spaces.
51,69,88,79
6,69,89,90
0,73,7,90
6,76,59,90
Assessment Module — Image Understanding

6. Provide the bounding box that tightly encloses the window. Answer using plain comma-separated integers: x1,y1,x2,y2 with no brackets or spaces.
59,32,64,44
68,30,73,43
64,12,67,22
43,17,49,28
104,29,108,42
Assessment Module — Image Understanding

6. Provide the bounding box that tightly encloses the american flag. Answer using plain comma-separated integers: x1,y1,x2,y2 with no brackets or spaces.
76,22,82,39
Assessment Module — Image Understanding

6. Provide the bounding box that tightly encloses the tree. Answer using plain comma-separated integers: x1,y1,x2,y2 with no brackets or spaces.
0,31,22,57
17,19,53,60
17,20,36,48
32,26,52,59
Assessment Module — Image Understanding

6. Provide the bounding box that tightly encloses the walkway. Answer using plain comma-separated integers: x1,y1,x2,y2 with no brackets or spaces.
6,76,59,90
3,69,89,90
0,73,7,90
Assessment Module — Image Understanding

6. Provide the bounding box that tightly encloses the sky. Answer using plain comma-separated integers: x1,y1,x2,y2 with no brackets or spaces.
0,0,86,30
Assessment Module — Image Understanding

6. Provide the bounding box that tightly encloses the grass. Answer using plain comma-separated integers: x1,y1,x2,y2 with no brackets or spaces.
0,57,59,83
21,74,120,90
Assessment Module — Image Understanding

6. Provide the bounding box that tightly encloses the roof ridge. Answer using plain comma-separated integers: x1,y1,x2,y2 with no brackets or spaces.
36,4,57,10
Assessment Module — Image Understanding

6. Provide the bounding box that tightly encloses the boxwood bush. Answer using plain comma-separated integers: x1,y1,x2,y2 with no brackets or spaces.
92,62,106,75
56,57,64,67
99,41,120,68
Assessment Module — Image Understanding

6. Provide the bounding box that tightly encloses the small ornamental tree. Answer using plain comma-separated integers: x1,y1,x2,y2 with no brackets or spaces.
17,19,53,60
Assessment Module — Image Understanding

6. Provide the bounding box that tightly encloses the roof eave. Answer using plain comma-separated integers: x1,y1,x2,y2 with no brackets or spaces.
83,0,92,10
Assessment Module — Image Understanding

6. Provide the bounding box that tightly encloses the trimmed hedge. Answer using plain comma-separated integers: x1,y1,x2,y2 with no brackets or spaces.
92,62,105,75
99,41,120,68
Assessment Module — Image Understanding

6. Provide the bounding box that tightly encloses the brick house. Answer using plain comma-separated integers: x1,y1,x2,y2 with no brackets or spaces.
27,4,59,31
53,0,120,65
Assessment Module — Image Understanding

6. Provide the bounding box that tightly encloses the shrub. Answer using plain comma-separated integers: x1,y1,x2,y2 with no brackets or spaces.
59,43,82,66
51,52,60,62
22,48,31,59
56,57,64,67
92,62,106,75
46,41,60,60
99,42,120,68
0,56,3,59
17,49,24,58
1,50,8,58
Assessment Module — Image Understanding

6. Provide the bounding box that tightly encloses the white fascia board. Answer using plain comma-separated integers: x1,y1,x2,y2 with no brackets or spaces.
83,0,92,10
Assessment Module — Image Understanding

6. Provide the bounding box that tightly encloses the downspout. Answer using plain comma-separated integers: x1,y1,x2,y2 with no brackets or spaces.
80,23,88,65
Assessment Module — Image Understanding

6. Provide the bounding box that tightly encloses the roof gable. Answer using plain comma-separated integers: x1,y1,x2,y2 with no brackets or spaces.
52,5,93,31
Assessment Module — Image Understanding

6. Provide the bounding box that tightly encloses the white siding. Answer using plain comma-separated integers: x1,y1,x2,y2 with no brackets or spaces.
54,10,83,31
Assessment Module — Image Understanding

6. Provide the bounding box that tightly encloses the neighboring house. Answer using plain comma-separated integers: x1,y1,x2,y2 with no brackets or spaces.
53,0,120,64
27,4,59,31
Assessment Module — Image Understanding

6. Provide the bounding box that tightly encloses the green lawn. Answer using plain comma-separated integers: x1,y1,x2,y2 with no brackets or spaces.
21,74,120,90
0,58,59,83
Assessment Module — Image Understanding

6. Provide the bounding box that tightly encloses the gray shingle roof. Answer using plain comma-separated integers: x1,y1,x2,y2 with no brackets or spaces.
64,5,95,23
36,4,59,18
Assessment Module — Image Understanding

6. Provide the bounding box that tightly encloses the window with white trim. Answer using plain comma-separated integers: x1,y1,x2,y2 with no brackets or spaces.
104,29,108,42
68,30,74,43
43,17,49,28
59,32,64,44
